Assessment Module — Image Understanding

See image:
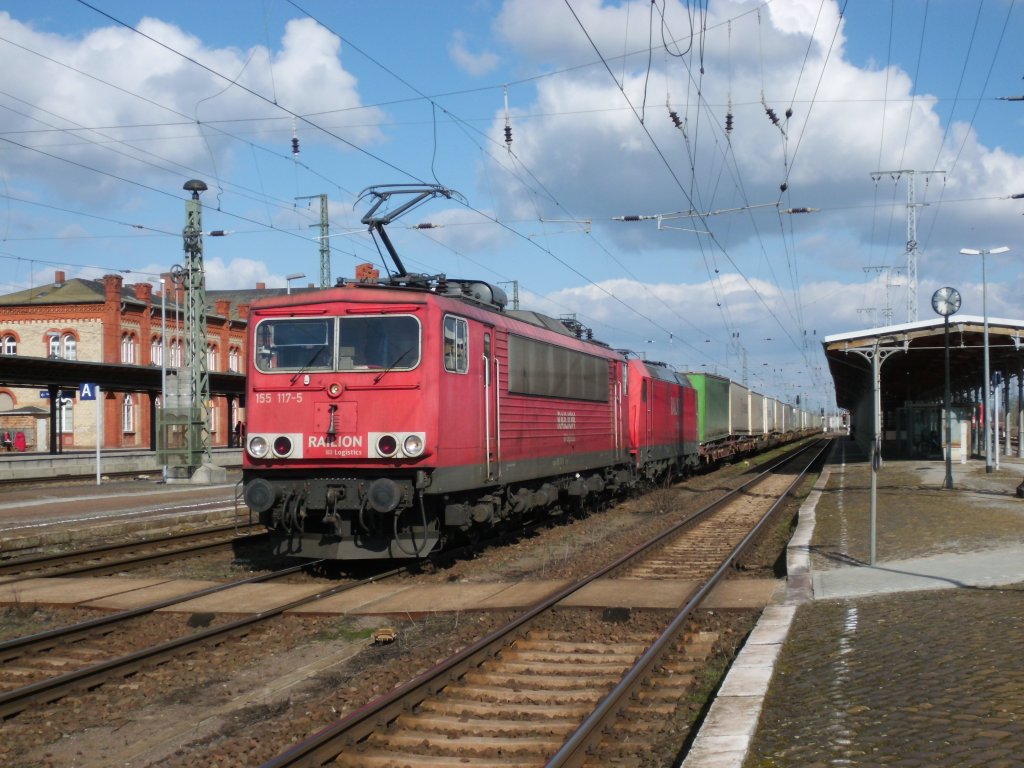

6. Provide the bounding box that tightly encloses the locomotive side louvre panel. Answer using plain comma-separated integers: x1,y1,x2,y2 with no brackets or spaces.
507,333,609,402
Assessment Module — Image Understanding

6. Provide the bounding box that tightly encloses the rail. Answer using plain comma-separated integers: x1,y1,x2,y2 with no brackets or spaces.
258,438,829,767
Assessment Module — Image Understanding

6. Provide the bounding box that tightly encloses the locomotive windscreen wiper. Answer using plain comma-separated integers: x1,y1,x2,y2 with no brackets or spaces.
289,346,330,384
373,347,414,384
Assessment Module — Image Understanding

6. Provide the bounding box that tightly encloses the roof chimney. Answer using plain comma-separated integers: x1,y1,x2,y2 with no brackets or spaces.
54,270,65,286
256,282,266,290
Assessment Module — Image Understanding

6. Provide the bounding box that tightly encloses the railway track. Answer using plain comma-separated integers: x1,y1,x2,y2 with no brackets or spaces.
0,559,414,721
260,438,829,767
0,523,262,583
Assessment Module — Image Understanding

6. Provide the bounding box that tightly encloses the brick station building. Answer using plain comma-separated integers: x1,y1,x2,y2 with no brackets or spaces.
0,270,282,452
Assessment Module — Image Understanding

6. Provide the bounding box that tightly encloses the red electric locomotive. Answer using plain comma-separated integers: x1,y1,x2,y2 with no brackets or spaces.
624,358,699,479
242,185,643,560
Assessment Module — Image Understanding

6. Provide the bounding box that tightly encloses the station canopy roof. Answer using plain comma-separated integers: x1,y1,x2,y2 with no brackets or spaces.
822,315,1024,412
0,355,245,397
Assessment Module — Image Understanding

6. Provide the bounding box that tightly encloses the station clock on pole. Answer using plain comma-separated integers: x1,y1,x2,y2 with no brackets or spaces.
931,286,961,317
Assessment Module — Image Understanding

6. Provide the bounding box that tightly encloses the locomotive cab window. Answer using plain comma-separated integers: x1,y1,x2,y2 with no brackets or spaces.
339,315,420,371
254,318,334,372
443,316,469,373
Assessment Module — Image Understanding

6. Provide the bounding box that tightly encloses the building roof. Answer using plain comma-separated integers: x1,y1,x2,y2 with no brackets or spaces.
0,273,326,323
206,285,318,320
0,277,111,306
822,315,1024,412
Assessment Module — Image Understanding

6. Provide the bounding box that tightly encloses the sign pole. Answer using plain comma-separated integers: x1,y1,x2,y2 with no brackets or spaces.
95,384,102,485
79,383,101,484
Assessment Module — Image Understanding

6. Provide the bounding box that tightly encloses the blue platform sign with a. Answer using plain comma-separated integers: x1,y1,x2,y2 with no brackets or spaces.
79,382,98,401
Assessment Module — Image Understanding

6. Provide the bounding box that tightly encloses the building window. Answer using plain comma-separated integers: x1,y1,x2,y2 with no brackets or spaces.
228,345,241,372
62,334,77,360
123,393,135,433
57,396,74,434
207,343,218,371
0,334,16,355
121,332,137,364
152,336,163,366
48,333,61,358
169,339,182,367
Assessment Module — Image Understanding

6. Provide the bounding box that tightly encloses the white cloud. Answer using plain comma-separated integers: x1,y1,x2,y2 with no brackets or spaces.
448,30,499,76
483,0,1024,346
0,13,385,204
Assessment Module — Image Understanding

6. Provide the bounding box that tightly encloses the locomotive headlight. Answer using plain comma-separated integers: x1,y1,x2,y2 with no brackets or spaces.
248,435,269,459
376,434,398,457
273,435,294,457
369,432,427,459
402,434,424,457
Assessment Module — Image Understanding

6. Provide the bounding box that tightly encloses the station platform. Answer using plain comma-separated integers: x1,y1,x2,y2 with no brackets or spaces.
0,574,779,615
684,440,1024,768
0,447,242,484
0,472,244,557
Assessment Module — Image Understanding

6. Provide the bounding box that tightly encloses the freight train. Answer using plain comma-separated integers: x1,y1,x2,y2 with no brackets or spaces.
240,185,817,561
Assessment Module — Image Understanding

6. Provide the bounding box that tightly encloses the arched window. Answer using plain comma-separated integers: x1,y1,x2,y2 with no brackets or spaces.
121,332,137,364
48,332,61,358
151,336,163,366
207,343,218,371
122,393,135,433
0,334,16,355
228,346,241,372
62,334,77,360
169,339,182,367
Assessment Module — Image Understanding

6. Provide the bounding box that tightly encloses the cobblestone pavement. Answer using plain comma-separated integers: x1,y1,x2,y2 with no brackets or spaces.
743,441,1024,768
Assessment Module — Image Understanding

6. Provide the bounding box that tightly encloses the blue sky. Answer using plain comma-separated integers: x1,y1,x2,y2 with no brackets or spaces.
1,0,1023,410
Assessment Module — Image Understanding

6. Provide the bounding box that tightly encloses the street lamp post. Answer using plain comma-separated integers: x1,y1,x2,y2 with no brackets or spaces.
286,272,306,294
960,246,1009,473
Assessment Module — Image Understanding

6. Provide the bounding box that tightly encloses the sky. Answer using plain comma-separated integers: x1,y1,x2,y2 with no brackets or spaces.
1,0,1023,412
